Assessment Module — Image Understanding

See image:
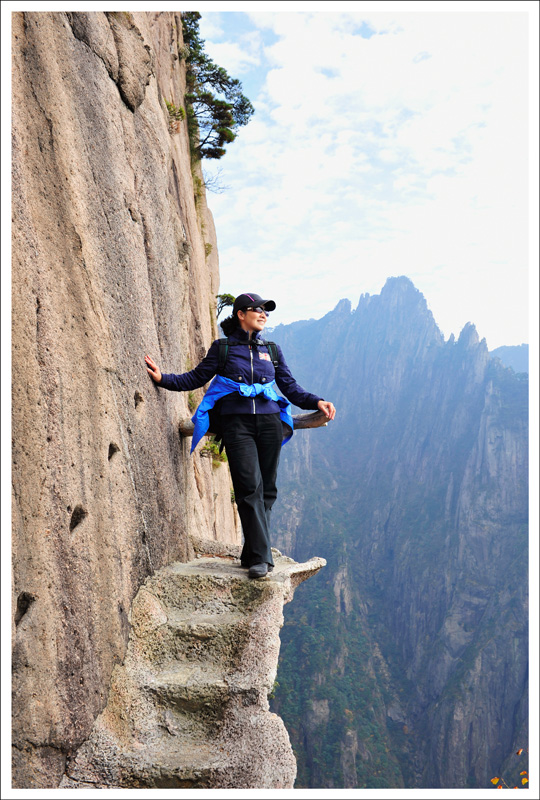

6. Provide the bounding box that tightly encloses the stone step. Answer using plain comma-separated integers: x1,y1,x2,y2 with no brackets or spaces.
63,729,235,789
143,559,275,616
125,739,233,788
134,609,251,668
144,663,261,716
148,663,228,698
63,698,292,789
166,608,246,634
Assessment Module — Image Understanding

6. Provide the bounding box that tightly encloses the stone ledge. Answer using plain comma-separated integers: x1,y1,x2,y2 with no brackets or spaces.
61,549,325,789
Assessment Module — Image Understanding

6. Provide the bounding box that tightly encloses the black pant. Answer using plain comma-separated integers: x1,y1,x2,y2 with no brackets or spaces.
221,413,282,567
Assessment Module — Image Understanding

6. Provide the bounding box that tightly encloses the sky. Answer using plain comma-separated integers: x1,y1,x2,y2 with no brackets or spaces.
196,6,535,350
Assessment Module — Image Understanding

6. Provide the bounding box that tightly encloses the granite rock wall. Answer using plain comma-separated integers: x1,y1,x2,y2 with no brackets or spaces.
12,11,241,787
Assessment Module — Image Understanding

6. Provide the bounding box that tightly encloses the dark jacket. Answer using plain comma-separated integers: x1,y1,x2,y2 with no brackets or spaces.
159,327,322,416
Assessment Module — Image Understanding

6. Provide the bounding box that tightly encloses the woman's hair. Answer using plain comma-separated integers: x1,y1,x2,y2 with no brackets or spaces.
220,312,241,337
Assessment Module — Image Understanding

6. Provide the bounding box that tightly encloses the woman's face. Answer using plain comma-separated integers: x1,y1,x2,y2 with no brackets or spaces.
238,307,268,334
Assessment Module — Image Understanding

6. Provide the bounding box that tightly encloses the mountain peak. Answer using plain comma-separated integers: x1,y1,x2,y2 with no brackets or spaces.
382,275,417,292
379,276,426,306
331,298,352,315
457,322,479,347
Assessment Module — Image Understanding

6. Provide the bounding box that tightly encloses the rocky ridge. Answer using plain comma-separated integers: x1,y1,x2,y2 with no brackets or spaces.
270,277,528,788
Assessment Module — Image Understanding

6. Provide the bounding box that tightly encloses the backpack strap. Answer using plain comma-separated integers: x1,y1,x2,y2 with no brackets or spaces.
217,338,229,374
258,339,279,368
217,337,279,372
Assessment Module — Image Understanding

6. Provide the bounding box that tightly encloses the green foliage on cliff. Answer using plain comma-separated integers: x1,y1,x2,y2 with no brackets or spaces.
200,436,227,467
180,12,254,160
216,292,235,317
272,569,406,788
165,99,185,134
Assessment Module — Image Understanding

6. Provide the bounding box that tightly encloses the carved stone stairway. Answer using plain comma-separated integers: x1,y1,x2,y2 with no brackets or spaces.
61,542,325,789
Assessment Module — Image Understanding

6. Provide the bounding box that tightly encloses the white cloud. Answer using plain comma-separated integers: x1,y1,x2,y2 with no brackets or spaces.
198,12,225,41
200,14,265,76
203,39,261,74
202,10,529,348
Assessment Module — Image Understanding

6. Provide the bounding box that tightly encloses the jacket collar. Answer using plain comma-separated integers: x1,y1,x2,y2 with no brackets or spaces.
229,327,263,342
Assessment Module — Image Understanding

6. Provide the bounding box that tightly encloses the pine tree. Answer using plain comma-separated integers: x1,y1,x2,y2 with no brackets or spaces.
181,12,254,160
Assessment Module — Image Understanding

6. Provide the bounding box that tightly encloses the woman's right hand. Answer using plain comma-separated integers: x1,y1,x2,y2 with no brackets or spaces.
145,354,162,384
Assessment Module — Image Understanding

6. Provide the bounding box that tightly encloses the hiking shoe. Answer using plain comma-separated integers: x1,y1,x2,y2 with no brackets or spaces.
248,563,268,579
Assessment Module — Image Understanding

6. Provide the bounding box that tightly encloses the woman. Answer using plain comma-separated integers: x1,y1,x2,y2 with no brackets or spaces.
145,292,336,579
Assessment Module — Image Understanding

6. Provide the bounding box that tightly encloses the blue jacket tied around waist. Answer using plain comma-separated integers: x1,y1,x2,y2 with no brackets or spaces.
190,375,294,452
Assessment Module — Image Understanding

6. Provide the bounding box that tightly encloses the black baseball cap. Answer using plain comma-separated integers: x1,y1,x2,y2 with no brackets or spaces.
233,293,276,315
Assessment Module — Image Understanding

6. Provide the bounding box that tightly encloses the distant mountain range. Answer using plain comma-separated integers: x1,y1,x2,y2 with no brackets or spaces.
490,344,528,374
269,277,528,789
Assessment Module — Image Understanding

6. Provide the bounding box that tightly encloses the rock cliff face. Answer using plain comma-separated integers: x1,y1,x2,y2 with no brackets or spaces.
11,11,247,788
270,277,528,788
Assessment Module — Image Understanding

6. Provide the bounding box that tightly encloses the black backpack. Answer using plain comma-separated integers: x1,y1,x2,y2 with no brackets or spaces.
207,338,279,446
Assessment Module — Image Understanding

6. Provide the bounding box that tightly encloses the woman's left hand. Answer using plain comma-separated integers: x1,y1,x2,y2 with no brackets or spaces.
318,400,336,420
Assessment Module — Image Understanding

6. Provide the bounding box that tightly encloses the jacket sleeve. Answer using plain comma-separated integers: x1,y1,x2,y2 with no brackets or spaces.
274,344,322,410
159,340,219,391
